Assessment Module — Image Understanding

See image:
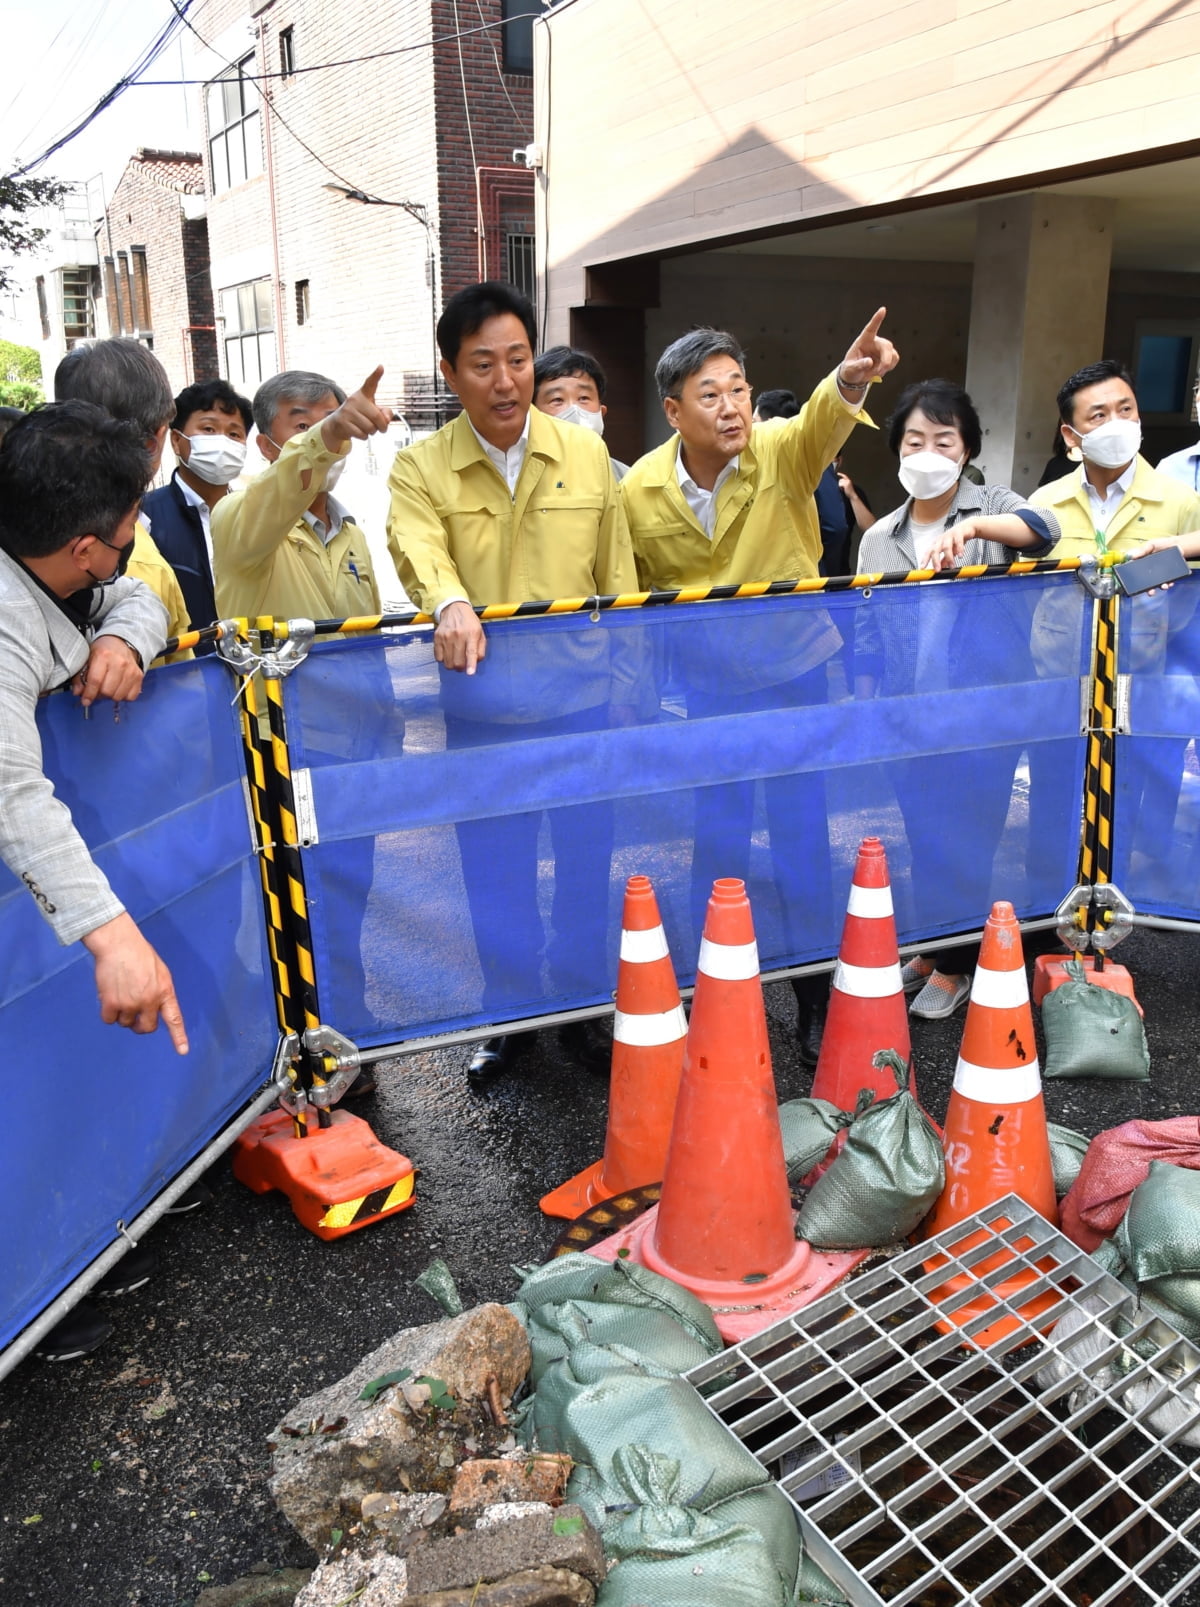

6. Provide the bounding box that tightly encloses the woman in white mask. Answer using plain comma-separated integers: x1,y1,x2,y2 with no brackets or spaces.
855,381,1059,1019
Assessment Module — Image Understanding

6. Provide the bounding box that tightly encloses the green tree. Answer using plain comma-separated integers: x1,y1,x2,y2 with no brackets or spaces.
0,173,67,295
0,380,42,411
0,339,41,385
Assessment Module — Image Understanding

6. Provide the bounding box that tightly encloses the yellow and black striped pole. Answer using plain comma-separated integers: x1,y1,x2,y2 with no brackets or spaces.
256,619,330,1126
1077,587,1120,956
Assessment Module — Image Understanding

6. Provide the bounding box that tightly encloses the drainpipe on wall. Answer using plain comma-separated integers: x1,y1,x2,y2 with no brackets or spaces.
257,20,287,371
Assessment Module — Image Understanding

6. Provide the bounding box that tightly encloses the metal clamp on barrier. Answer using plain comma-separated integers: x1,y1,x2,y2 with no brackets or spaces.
260,619,315,678
1055,882,1135,952
302,1025,362,1108
271,1031,304,1116
1074,554,1118,600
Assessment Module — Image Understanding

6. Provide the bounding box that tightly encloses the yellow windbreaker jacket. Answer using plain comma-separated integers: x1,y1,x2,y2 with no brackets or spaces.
212,423,381,622
619,370,871,590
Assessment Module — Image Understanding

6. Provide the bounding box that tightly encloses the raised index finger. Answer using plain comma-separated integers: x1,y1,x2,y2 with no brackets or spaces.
856,307,887,345
360,364,385,401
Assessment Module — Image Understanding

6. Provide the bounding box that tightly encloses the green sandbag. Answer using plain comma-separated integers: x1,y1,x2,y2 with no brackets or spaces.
1124,1161,1200,1282
794,1051,945,1251
527,1298,717,1386
777,1097,852,1184
1047,1122,1091,1199
595,1444,803,1607
1041,961,1150,1080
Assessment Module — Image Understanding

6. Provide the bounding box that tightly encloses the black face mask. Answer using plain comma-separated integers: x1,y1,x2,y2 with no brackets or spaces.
86,534,134,588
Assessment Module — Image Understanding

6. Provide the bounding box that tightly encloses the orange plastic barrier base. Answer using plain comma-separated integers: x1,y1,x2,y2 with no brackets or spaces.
585,1207,870,1344
1031,954,1142,1015
232,1108,415,1241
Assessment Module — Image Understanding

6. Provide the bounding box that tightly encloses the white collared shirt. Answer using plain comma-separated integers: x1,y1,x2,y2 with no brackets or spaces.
1081,460,1137,534
1156,440,1200,493
676,448,739,540
468,413,530,499
301,494,351,546
174,472,214,569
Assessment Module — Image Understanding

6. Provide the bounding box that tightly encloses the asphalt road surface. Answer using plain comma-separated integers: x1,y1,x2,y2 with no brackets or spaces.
2,923,1199,1607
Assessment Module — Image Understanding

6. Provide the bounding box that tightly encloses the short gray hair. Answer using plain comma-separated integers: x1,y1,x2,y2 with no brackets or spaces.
54,339,174,438
655,328,746,402
253,370,346,436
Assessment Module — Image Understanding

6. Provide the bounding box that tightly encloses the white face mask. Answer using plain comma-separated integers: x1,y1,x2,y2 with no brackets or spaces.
181,433,247,486
323,453,348,491
1075,417,1141,470
898,449,962,501
555,403,605,437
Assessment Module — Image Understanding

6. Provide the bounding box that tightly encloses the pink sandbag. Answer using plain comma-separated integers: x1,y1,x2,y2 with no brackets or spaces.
1060,1117,1200,1251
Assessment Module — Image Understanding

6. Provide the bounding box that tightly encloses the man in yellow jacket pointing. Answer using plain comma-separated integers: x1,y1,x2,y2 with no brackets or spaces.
620,311,899,1065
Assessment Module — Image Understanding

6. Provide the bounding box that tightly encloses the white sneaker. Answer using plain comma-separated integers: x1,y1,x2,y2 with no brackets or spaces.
900,955,935,995
910,972,972,1019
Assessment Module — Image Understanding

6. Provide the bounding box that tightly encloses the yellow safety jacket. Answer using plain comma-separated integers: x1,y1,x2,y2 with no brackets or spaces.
212,423,381,623
129,521,192,663
1033,458,1200,556
619,371,871,589
386,406,637,612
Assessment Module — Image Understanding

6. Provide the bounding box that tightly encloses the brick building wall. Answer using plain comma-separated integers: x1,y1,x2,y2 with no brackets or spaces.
193,0,533,429
103,150,218,397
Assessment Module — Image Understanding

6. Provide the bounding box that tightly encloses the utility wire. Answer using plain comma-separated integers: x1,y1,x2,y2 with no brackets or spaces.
134,15,516,86
11,0,198,176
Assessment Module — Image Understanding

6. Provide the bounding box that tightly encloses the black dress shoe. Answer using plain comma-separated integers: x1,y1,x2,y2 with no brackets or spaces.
35,1301,113,1362
795,998,828,1069
556,1018,612,1075
467,1034,529,1085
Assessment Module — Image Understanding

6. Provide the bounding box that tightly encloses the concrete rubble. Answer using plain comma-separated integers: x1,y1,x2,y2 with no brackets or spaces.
268,1304,605,1607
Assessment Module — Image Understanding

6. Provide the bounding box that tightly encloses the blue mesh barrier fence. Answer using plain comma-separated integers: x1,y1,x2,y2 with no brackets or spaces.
281,574,1092,1047
1114,571,1200,915
0,655,278,1351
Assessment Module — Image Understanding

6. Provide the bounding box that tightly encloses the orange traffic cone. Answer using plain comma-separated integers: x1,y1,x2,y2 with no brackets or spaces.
584,878,868,1342
811,837,919,1109
540,875,687,1220
924,900,1058,1347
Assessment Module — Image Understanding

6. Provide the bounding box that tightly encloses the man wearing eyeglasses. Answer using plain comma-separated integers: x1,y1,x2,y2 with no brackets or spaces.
619,311,898,1066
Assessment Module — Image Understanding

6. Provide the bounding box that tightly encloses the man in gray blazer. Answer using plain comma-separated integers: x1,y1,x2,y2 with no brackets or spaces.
0,401,187,1052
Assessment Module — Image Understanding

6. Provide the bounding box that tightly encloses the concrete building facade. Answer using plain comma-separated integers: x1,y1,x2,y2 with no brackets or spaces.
534,0,1200,503
191,0,535,429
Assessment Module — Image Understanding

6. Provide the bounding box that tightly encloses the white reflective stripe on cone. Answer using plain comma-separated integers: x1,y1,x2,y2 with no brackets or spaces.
614,1004,688,1047
953,1056,1042,1104
846,882,894,919
834,959,903,998
698,937,759,981
619,925,670,964
969,964,1030,1009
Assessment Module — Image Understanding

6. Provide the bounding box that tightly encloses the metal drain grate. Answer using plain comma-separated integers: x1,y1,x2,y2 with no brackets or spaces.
686,1195,1200,1606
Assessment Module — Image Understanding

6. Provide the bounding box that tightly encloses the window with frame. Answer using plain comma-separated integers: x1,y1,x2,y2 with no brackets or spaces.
506,232,536,305
222,279,276,389
501,0,541,74
61,267,98,347
279,27,295,78
295,279,310,325
207,54,263,193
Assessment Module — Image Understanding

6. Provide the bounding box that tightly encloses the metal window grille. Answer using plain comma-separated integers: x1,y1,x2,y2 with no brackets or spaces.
206,54,263,194
687,1196,1200,1606
506,232,536,304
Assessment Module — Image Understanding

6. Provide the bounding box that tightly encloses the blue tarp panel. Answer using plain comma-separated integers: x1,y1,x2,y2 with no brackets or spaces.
0,655,277,1350
1114,573,1200,915
282,575,1091,1046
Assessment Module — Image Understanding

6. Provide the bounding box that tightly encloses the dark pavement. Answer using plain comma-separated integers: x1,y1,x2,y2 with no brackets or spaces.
1,923,1199,1606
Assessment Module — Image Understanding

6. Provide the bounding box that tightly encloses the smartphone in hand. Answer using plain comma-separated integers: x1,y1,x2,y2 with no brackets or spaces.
1115,547,1192,596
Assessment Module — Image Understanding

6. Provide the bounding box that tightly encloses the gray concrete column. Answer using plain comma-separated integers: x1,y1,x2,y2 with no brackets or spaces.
965,193,1114,495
